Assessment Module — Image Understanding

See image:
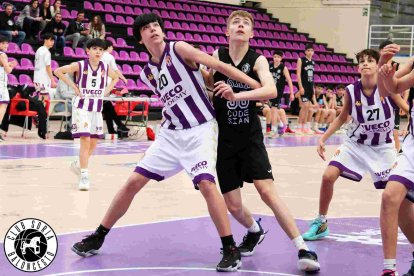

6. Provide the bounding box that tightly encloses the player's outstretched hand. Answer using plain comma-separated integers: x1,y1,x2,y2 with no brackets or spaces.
214,81,236,101
379,63,397,78
379,44,400,64
317,139,326,161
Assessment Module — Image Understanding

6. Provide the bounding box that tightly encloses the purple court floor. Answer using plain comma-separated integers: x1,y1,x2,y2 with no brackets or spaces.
1,215,412,275
0,135,344,160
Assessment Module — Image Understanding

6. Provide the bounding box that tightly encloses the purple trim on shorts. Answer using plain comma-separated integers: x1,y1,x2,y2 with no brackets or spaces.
78,98,84,109
357,134,367,144
0,100,10,104
90,134,104,139
374,180,387,189
134,166,164,182
386,131,392,144
389,175,414,190
329,161,363,182
72,132,91,138
192,173,216,190
371,133,380,146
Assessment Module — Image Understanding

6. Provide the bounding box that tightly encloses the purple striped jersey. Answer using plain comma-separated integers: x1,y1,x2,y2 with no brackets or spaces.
346,81,396,145
139,42,215,130
73,60,108,112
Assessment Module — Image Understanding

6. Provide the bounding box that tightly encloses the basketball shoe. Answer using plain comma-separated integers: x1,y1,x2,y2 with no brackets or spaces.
298,249,320,272
302,217,329,241
216,244,242,272
382,269,399,276
238,218,266,256
72,232,105,257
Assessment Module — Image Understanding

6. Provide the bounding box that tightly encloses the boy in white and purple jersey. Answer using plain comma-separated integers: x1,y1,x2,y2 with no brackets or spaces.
71,13,264,272
33,33,56,101
0,35,17,142
378,44,414,276
302,49,407,242
54,38,119,191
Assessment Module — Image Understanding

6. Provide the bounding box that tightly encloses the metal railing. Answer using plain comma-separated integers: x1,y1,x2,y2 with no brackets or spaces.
369,25,414,56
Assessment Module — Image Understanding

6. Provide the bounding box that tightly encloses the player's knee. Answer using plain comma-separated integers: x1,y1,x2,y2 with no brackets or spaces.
258,188,275,204
198,180,217,194
381,190,401,211
225,199,242,215
322,172,337,185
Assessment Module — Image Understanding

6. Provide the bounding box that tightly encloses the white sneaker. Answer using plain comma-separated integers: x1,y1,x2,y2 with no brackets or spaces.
78,176,90,191
70,161,81,176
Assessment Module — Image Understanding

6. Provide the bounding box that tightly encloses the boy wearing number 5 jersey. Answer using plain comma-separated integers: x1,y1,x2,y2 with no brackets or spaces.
54,38,119,191
302,49,408,241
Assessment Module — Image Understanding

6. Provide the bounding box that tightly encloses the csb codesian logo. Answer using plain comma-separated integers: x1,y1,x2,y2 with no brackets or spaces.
4,218,58,272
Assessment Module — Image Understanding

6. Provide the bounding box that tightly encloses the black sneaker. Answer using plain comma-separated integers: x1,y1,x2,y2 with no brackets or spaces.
216,244,241,272
403,252,414,276
238,218,266,257
297,249,321,272
72,232,105,257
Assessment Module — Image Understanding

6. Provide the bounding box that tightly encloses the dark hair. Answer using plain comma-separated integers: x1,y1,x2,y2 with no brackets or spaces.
272,50,283,57
379,40,393,50
326,85,334,91
91,15,103,33
0,35,9,43
86,38,106,49
133,13,165,42
104,39,113,50
77,10,85,16
336,84,346,90
30,0,39,6
193,44,201,50
356,49,380,63
305,43,314,50
42,32,54,40
315,83,325,88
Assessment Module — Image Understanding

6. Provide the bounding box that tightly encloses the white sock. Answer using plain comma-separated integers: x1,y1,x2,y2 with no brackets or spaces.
306,122,311,129
383,259,396,270
278,122,284,127
292,236,309,251
318,214,327,223
248,220,260,233
80,169,88,178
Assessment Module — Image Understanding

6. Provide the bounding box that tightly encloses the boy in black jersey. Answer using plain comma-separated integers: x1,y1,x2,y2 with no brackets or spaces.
209,10,320,273
296,44,317,134
269,50,295,135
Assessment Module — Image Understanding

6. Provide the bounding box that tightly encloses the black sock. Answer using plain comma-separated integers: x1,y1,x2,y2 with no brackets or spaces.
220,235,235,248
96,224,110,237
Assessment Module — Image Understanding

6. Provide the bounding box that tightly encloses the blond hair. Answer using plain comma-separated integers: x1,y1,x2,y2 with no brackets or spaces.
227,10,254,28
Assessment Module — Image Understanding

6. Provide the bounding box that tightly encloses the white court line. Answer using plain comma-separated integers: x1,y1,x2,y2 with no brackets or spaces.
45,267,301,276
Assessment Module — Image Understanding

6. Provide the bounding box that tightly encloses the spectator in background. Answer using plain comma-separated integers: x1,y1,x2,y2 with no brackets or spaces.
42,12,66,56
89,15,105,40
39,0,52,32
34,33,56,101
0,3,26,46
334,84,345,116
50,0,62,18
65,10,89,50
16,0,43,41
54,72,74,117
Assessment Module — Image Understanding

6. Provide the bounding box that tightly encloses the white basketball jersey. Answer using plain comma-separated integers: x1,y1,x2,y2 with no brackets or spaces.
73,60,108,112
140,42,215,130
0,52,7,90
33,46,51,85
346,81,395,145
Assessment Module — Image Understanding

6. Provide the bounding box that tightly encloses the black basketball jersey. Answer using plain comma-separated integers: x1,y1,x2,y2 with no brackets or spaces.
336,95,343,107
269,63,286,96
300,56,315,86
213,47,261,134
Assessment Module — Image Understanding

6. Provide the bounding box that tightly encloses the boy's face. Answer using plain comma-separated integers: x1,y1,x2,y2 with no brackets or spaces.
316,86,324,94
87,46,104,61
326,89,333,97
0,41,9,51
305,48,314,58
337,88,345,96
358,55,378,76
139,21,164,46
226,16,253,42
273,54,282,64
45,38,55,48
107,45,113,53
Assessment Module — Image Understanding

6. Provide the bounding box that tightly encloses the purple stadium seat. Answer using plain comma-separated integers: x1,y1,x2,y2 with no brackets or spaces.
176,32,185,40
334,75,341,83
332,55,339,62
300,34,307,41
161,10,169,18
341,75,348,83
346,65,354,73
293,34,301,41
75,48,87,58
326,55,333,62
250,39,257,47
326,64,334,72
115,15,125,25
206,46,215,54
166,31,176,40
218,36,227,44
285,41,293,49
133,6,143,14
127,27,133,36
319,54,326,61
291,73,297,82
63,47,74,57
105,14,116,24
106,36,116,46
182,22,190,31
60,9,71,19
314,64,320,72
284,51,292,59
7,43,20,54
292,42,300,50
19,74,34,87
159,1,167,9
263,50,271,58
312,53,319,61
112,50,119,60
256,49,263,55
130,51,139,61
206,6,214,14
299,52,305,58
183,4,191,11
206,25,214,33
164,21,172,29
196,24,205,32
198,6,206,13
282,25,289,32
186,14,194,21
133,65,142,74
271,41,279,48
185,33,194,42
149,0,158,7
319,64,327,72
119,50,130,61
117,38,131,48
126,79,136,90
280,33,287,40
320,75,328,82
339,56,347,62
140,52,149,62
51,60,59,71
314,74,321,83
169,11,178,20
141,0,149,6
193,34,202,42
84,1,93,10
8,74,18,85
137,79,149,90
287,33,294,41
125,6,134,15
125,16,134,25
327,75,335,82
166,2,175,9
292,61,297,68
340,65,347,72
104,4,114,13
218,17,226,24
333,64,340,72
